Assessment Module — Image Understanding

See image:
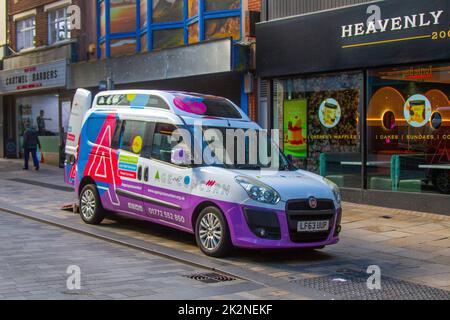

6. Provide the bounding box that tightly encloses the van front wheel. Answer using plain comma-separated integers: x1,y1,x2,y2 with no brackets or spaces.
195,207,232,258
79,184,105,225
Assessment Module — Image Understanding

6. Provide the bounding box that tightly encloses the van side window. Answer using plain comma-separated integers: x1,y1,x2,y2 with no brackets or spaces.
121,120,147,155
111,120,123,150
151,123,181,163
147,96,170,110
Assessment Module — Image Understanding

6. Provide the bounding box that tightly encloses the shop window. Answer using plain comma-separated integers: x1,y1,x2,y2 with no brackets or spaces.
273,72,363,189
110,38,137,57
382,111,396,130
100,1,106,37
153,28,184,50
205,0,240,11
140,0,148,29
188,0,198,18
141,33,148,52
188,23,199,44
48,7,71,44
152,0,184,23
16,17,36,51
100,42,106,59
431,112,442,130
205,17,240,41
368,63,450,195
17,95,60,157
110,0,137,34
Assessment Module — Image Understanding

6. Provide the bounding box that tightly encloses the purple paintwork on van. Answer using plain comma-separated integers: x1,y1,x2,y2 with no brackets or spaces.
99,180,340,249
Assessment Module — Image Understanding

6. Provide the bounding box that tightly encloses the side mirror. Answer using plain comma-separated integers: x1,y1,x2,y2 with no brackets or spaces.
171,146,192,167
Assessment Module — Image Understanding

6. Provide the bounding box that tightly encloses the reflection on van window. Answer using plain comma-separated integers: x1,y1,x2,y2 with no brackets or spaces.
121,120,147,155
97,94,170,110
152,123,182,163
174,94,242,119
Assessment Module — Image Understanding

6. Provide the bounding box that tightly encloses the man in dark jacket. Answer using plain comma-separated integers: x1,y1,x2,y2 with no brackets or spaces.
23,121,42,171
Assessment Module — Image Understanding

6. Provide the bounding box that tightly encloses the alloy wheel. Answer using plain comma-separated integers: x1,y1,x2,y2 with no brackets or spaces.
81,189,96,220
199,212,223,251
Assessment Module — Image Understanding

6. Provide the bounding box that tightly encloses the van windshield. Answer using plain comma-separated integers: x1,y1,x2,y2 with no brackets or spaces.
188,126,296,171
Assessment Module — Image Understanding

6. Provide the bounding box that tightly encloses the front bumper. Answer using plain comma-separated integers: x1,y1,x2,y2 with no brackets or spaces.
224,202,341,249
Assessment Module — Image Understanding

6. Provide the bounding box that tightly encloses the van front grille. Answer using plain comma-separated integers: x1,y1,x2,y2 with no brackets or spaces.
286,199,336,243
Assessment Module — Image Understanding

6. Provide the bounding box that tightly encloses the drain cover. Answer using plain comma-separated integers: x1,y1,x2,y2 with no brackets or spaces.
291,270,450,300
185,273,237,284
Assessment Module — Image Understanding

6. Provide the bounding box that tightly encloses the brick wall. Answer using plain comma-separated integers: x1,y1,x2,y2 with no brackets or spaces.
7,0,96,61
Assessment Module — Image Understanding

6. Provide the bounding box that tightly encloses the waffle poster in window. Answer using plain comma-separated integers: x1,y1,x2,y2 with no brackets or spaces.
284,99,308,158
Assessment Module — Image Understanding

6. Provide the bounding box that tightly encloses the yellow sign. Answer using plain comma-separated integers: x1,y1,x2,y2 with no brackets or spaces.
131,135,143,154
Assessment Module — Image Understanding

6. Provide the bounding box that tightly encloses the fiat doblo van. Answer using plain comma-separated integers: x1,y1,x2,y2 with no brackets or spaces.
65,89,342,257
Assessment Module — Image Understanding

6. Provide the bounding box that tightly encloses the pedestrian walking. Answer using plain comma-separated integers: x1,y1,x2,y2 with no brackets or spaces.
23,121,42,171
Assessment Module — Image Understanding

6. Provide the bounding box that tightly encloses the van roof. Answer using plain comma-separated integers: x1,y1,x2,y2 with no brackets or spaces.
92,89,251,121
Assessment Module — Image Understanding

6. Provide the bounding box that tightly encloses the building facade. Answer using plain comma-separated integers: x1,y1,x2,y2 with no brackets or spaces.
69,0,261,119
0,0,97,165
0,0,6,158
1,0,262,165
257,0,450,214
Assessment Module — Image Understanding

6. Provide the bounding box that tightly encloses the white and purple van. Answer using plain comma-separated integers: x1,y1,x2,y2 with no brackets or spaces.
65,89,342,257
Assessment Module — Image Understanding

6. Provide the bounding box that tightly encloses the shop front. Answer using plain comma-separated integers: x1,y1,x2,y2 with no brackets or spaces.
0,60,69,166
257,0,450,214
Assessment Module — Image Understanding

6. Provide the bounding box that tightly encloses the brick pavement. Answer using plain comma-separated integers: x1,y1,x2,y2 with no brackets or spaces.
0,159,449,298
0,211,315,300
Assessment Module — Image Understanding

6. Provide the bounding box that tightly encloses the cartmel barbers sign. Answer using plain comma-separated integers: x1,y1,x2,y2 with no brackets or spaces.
0,60,67,94
256,0,450,78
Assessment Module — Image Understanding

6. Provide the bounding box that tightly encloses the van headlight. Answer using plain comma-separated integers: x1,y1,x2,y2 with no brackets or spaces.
235,176,281,205
324,178,342,207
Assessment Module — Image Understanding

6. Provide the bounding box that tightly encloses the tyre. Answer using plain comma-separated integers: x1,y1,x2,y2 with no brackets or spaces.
79,184,105,225
432,171,450,194
195,206,233,258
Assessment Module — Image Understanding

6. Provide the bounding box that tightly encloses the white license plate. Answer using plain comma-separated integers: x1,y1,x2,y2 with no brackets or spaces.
297,220,330,232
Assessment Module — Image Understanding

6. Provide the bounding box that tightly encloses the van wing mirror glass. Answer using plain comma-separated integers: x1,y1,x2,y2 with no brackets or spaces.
171,146,192,167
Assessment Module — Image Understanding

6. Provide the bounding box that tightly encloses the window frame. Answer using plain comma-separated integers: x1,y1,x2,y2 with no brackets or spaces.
48,6,71,45
97,0,242,59
113,119,152,157
16,16,36,51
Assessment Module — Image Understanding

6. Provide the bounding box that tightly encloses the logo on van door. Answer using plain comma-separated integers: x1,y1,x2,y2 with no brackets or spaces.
83,114,121,206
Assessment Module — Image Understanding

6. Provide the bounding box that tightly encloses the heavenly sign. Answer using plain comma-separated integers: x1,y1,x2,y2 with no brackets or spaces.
341,10,444,38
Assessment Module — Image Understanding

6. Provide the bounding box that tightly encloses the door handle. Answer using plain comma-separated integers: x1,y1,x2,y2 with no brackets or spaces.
144,167,149,182
137,165,143,181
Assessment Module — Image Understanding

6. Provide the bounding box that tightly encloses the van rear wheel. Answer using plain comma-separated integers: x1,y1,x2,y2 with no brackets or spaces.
195,207,233,258
79,184,105,225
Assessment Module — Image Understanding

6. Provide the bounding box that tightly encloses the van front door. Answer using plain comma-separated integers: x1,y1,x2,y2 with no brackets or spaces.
140,123,193,231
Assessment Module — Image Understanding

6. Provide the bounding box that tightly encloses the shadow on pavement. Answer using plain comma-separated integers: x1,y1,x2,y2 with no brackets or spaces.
99,212,336,264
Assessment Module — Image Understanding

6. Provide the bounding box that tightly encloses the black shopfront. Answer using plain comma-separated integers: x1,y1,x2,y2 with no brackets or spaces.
257,0,450,214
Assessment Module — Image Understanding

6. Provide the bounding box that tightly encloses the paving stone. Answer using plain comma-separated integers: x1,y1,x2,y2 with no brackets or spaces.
0,159,449,299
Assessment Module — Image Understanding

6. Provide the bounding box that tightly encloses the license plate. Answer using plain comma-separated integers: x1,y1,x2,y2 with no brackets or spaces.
297,220,330,232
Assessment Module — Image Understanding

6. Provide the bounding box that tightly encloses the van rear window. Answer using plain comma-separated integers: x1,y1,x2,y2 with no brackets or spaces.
173,94,242,119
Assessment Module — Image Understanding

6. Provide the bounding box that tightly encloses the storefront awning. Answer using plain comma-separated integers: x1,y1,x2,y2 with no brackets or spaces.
256,0,450,78
0,59,67,95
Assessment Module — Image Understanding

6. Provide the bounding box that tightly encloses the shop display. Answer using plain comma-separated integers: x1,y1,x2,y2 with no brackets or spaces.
404,95,432,128
283,99,307,158
319,98,341,129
